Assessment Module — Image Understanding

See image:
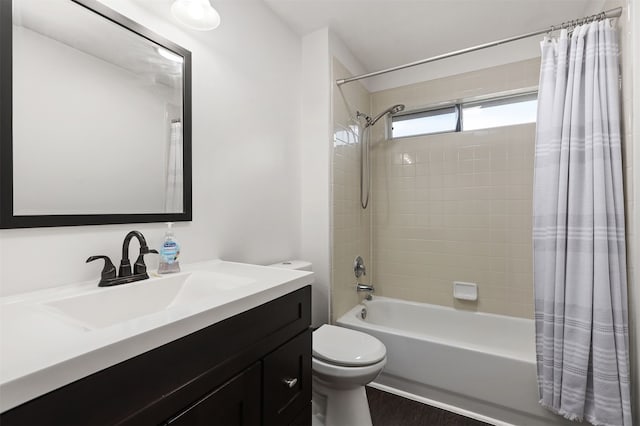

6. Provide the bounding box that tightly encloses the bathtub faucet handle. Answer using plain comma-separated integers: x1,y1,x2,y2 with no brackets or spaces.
354,256,367,278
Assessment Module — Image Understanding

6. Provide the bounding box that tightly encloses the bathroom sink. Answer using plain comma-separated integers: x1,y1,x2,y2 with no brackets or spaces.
0,259,314,414
42,271,256,330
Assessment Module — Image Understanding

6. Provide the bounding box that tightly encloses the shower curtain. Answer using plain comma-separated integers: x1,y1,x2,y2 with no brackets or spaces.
165,121,183,213
533,20,631,426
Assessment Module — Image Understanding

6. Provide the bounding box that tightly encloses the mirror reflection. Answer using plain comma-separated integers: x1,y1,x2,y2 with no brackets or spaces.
12,0,185,216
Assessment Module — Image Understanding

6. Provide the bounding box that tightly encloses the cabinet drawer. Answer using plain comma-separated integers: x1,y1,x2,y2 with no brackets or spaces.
263,329,311,426
164,363,261,426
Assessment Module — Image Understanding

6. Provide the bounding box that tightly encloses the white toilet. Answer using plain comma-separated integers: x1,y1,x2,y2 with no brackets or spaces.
267,260,387,426
312,324,387,426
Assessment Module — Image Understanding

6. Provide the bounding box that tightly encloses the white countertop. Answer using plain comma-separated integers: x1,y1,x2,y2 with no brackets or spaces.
0,259,313,412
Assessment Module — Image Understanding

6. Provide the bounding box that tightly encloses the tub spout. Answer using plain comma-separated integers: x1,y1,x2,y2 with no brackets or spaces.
357,283,375,300
357,283,375,292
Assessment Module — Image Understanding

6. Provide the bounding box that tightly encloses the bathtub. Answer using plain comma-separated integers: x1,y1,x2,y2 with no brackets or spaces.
337,297,574,426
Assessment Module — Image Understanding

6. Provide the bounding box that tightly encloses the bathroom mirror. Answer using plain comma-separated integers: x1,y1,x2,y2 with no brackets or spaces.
0,0,192,228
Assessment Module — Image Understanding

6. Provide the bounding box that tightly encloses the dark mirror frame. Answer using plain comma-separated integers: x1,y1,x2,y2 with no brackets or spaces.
0,0,192,229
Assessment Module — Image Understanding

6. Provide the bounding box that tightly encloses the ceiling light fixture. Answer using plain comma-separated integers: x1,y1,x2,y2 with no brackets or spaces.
171,0,220,31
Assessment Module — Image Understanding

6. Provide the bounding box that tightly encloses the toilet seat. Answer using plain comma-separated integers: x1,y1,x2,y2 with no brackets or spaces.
312,355,387,384
313,324,386,367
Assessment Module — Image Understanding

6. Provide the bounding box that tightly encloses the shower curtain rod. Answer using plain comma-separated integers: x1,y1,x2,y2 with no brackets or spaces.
336,6,623,86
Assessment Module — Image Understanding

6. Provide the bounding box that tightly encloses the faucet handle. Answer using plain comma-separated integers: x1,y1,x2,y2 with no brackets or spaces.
119,259,132,278
134,249,158,275
354,256,366,279
86,256,117,285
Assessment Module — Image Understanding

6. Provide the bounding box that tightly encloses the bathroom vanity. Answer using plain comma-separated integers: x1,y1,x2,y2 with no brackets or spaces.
0,260,313,425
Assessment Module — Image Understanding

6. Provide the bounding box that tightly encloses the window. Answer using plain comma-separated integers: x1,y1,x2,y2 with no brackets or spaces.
462,93,537,131
390,92,537,139
391,105,459,138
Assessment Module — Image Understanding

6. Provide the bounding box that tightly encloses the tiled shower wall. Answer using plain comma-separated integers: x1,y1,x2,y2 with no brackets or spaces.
370,59,540,318
333,28,634,322
331,59,371,321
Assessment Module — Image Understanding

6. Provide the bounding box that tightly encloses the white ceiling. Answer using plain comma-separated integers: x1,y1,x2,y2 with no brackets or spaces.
263,0,608,87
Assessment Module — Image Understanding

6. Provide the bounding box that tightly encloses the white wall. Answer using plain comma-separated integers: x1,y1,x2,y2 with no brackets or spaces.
0,0,302,296
328,32,369,91
366,37,543,92
631,0,639,418
301,28,331,327
605,0,639,418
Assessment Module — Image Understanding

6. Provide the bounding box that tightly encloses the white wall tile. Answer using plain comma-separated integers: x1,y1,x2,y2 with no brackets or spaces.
330,58,371,321
370,60,539,318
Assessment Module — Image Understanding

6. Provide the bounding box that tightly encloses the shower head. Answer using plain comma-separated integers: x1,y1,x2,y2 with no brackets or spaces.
369,104,405,127
391,104,405,114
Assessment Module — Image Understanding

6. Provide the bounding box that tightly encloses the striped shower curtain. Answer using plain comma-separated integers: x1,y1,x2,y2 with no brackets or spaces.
533,20,632,426
165,121,183,213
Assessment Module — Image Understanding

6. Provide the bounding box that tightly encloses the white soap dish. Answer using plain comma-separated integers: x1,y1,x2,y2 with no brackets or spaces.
453,281,478,301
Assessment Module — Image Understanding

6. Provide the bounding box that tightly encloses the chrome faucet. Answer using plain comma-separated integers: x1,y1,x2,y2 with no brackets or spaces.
357,283,374,292
357,283,375,297
86,231,158,287
354,256,374,300
354,256,366,278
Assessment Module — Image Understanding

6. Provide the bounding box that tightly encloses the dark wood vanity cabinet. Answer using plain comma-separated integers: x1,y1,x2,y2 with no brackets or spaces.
263,330,312,426
1,286,312,426
164,363,262,426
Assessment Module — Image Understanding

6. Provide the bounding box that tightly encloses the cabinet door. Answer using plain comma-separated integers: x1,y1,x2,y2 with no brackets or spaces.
164,363,261,426
263,330,312,426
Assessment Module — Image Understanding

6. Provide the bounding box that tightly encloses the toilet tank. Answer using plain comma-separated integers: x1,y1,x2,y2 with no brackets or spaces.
267,260,312,271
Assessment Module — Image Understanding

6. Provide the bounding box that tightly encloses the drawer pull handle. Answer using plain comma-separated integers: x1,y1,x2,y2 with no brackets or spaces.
282,377,298,388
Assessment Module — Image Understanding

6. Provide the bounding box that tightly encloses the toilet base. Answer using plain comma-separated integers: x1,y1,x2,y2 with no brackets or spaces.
312,377,372,426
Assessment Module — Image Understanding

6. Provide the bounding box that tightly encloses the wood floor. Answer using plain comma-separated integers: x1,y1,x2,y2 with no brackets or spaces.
366,387,490,426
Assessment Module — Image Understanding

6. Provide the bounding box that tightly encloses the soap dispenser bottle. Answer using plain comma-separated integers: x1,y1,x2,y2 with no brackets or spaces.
158,222,181,274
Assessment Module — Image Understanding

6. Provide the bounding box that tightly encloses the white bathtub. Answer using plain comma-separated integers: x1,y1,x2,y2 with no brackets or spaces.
337,297,574,426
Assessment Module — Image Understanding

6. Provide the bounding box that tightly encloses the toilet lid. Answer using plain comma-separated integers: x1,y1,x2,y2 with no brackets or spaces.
313,325,386,367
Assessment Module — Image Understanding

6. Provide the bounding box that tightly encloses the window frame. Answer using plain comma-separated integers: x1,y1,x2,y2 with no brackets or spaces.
388,91,537,140
390,103,461,140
